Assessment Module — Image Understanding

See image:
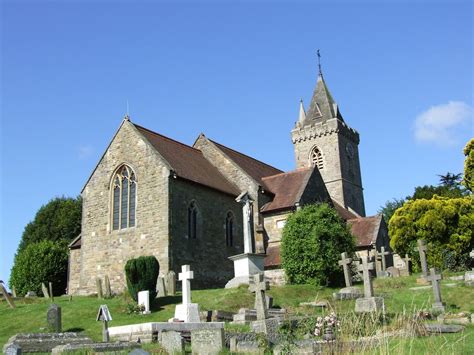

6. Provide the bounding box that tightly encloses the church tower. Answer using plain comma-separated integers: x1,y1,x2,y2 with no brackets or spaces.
291,71,366,216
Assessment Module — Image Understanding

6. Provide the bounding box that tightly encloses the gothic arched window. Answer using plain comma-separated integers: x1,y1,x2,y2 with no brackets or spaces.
188,202,198,239
310,147,324,170
112,165,136,230
225,212,234,246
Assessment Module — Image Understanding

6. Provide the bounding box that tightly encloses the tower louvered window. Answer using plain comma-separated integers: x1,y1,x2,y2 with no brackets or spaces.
225,212,234,247
112,165,136,230
310,147,324,170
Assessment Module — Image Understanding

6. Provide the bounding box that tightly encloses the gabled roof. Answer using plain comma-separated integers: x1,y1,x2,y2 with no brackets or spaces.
305,75,344,123
260,168,314,213
209,139,283,189
134,124,239,196
69,234,82,249
332,199,360,221
347,215,383,248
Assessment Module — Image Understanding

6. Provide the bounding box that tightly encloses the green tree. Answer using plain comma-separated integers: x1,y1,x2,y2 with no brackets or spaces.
389,196,474,271
437,172,462,188
378,198,406,224
463,138,474,192
411,184,466,200
18,196,82,252
125,256,160,302
281,203,356,286
9,240,69,296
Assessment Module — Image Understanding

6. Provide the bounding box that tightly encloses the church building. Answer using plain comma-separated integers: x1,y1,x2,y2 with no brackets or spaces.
68,69,389,295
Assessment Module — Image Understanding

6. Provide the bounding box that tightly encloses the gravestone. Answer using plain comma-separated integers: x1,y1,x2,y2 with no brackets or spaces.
96,278,103,299
49,282,54,302
0,282,16,309
376,247,390,277
464,250,474,287
355,256,384,313
138,291,151,314
191,328,224,355
41,283,50,299
47,304,62,332
166,271,176,296
104,275,112,298
400,254,412,276
3,333,93,353
156,277,166,297
250,273,269,321
160,331,184,354
97,304,113,342
386,266,400,278
173,265,200,322
426,268,445,313
338,252,353,287
12,286,17,298
52,342,141,354
4,344,21,355
25,291,37,298
416,239,429,282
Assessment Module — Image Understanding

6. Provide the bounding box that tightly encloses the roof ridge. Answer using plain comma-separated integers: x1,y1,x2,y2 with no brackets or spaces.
209,139,283,173
262,167,313,180
133,123,202,153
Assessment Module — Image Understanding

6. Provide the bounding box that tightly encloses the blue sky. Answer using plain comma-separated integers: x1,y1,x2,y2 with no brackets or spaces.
1,0,472,285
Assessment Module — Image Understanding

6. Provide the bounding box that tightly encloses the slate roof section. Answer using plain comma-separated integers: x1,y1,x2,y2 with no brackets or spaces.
332,199,360,221
305,75,344,123
260,168,314,213
134,124,240,196
347,215,383,248
69,234,82,249
209,139,283,189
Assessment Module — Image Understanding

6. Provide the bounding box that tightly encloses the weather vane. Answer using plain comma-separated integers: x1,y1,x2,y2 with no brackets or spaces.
317,49,323,77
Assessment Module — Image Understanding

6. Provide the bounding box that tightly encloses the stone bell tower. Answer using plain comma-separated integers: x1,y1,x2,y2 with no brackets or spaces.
291,70,366,216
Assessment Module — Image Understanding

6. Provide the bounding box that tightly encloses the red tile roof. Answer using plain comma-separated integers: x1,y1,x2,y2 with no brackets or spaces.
260,168,314,213
210,140,283,189
69,234,81,249
265,244,282,268
332,199,360,221
134,124,239,196
347,215,382,248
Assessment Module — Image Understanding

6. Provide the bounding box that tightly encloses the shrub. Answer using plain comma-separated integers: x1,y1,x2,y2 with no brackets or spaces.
389,196,474,271
9,240,69,296
124,256,160,302
281,203,356,286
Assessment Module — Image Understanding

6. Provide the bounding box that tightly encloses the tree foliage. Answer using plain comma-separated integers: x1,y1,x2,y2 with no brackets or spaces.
389,196,474,271
463,138,474,192
18,196,82,253
125,256,160,302
9,240,69,296
378,198,406,225
281,203,356,286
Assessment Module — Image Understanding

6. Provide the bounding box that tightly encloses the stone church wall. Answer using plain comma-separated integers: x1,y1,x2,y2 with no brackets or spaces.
67,248,81,293
70,121,171,295
169,178,244,288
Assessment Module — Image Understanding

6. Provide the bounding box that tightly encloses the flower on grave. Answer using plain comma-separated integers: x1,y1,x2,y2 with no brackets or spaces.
314,312,339,337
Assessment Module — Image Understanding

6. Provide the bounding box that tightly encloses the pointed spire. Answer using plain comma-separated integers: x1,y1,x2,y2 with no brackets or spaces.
306,74,344,122
297,99,306,125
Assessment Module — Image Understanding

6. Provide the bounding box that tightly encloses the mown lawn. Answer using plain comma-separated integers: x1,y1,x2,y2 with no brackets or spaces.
1,273,473,353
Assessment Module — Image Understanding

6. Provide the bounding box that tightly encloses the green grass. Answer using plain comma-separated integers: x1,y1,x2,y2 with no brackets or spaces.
1,273,473,354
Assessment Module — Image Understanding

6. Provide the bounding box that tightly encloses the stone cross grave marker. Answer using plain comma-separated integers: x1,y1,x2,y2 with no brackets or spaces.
104,275,112,298
403,254,412,275
380,247,390,271
0,282,16,309
236,192,255,254
250,273,269,320
166,271,176,296
338,252,353,287
96,304,112,342
41,283,50,299
357,255,375,298
157,277,166,297
426,268,445,312
416,239,429,278
180,265,193,305
47,304,62,332
173,265,200,322
96,278,103,299
138,290,151,314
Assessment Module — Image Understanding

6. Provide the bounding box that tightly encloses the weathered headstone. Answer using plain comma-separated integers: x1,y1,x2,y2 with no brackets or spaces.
191,328,224,355
41,283,50,299
3,334,93,353
465,250,474,287
380,246,390,271
104,275,112,298
250,273,269,321
426,268,445,313
166,271,176,296
0,282,16,309
12,286,17,298
156,277,166,297
25,291,37,298
160,331,184,354
138,290,151,314
173,265,200,322
96,278,103,299
416,239,429,279
97,304,112,342
338,252,353,287
400,254,412,276
386,266,400,278
47,304,62,332
355,255,384,313
49,282,54,302
4,343,21,355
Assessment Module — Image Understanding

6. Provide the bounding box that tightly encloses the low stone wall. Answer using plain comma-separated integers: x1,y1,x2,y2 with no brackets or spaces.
51,342,140,354
3,333,93,353
264,269,286,286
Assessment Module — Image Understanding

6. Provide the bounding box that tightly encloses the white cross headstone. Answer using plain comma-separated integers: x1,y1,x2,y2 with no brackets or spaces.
172,265,200,323
179,265,194,305
138,290,151,314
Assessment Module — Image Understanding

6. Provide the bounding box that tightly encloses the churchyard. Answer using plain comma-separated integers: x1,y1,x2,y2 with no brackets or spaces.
1,264,474,354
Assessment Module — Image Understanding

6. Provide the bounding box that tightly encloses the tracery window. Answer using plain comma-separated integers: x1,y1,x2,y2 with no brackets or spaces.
310,147,324,170
188,202,198,239
225,212,234,246
112,165,136,230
